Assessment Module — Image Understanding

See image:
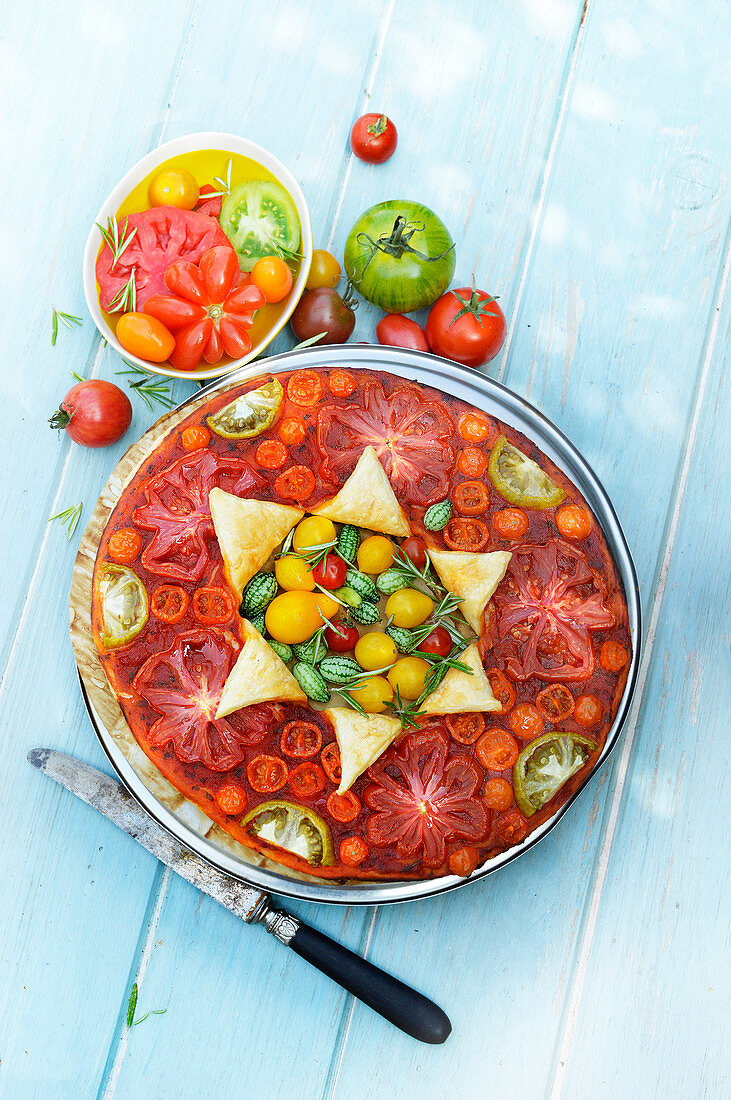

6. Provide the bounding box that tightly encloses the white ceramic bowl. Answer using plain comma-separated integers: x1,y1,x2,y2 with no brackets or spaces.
83,131,313,381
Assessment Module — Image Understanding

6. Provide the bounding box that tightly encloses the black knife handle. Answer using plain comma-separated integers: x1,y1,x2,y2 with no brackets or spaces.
252,903,450,1044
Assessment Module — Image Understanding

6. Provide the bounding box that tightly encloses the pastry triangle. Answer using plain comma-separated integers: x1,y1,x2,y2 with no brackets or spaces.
323,707,402,794
216,620,307,717
310,446,410,537
209,488,303,600
421,644,501,715
427,549,512,634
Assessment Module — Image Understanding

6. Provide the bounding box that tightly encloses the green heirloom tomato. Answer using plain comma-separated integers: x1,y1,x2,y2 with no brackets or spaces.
220,180,301,272
513,733,596,816
343,200,455,313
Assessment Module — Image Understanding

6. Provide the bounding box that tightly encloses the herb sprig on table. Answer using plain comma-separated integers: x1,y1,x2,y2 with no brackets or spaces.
48,502,83,541
116,361,173,410
51,309,83,346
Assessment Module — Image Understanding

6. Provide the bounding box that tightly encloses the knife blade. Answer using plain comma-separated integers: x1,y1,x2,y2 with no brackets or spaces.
28,748,451,1044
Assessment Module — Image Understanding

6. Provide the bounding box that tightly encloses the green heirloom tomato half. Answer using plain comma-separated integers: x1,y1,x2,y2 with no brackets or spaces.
97,564,148,649
513,733,596,817
344,200,455,313
220,180,301,272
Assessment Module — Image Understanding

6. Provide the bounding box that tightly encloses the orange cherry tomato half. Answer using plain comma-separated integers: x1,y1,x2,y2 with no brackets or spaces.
280,720,323,759
287,369,323,406
457,447,488,478
326,790,361,823
448,845,480,876
251,256,293,303
599,639,628,672
116,312,175,363
445,712,486,744
476,728,520,770
328,369,356,397
453,480,490,515
508,704,544,740
181,425,211,451
574,694,603,727
247,754,288,793
339,836,369,866
278,417,307,445
151,584,189,624
275,465,316,501
108,527,142,564
483,777,514,811
493,507,529,539
494,807,528,844
256,439,288,469
536,683,574,722
485,669,516,713
556,504,593,540
191,586,234,625
443,517,489,551
216,784,248,815
288,762,327,799
321,743,342,785
458,412,492,443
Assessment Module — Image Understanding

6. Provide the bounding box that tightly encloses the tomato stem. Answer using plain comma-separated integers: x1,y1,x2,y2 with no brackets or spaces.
355,216,455,277
448,275,500,329
48,405,73,431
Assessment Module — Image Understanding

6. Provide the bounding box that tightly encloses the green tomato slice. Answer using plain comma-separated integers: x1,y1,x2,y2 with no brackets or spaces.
207,379,283,439
242,800,334,866
513,732,596,816
488,435,566,509
220,180,301,271
97,563,148,649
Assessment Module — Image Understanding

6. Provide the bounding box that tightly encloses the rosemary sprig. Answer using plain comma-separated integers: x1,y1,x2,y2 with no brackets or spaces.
293,538,338,571
96,214,137,268
270,239,304,268
108,268,137,313
387,686,424,730
51,309,83,346
389,547,443,597
278,528,295,558
48,502,83,541
202,158,233,199
335,689,367,718
292,332,328,350
116,361,172,410
125,982,166,1027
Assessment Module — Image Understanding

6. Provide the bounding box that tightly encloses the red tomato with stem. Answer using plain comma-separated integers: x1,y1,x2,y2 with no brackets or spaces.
426,280,506,367
376,314,429,352
350,113,398,163
49,380,132,448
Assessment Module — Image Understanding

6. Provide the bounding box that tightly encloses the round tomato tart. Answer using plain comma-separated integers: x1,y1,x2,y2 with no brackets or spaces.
87,367,632,882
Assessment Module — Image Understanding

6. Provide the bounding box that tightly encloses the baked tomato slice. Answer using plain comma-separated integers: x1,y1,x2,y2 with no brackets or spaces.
134,449,263,582
132,628,275,771
316,381,455,506
493,538,614,682
363,728,488,868
95,206,229,311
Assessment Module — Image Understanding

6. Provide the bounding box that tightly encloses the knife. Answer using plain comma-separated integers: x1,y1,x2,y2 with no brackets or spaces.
28,748,451,1044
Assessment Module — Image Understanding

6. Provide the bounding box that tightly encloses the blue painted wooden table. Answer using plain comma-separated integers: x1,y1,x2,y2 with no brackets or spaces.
1,1,728,1096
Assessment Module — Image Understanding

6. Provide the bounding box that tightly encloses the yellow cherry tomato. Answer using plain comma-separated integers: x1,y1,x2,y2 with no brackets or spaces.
354,632,398,671
275,555,315,592
293,516,337,552
265,591,338,644
348,675,394,714
251,256,293,303
306,249,342,290
116,312,175,363
384,588,434,628
149,168,200,210
387,657,431,700
357,535,394,574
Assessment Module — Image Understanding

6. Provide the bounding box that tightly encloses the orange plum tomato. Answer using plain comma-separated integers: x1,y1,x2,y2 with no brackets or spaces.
116,312,175,363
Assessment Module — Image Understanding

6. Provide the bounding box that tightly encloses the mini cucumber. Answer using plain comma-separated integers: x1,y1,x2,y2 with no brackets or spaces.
241,571,278,615
248,611,266,634
319,655,363,684
292,634,326,666
386,624,418,653
349,601,381,625
337,524,360,564
292,662,330,703
423,499,453,531
268,639,293,662
344,569,379,602
376,569,410,596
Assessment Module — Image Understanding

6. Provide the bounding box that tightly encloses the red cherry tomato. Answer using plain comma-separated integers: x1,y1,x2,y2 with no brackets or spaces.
313,553,348,590
325,619,359,652
376,314,429,352
49,380,132,448
426,283,506,368
350,113,398,164
399,536,427,569
417,626,452,657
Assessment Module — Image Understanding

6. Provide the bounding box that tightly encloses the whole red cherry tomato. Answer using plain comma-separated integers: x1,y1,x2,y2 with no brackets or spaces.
49,380,132,448
325,620,359,652
417,626,452,657
350,113,398,164
426,281,506,367
376,314,429,352
313,553,348,590
290,287,356,345
399,536,427,569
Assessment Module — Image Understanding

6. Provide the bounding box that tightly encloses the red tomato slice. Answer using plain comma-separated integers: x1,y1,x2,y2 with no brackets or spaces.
363,729,488,868
133,629,275,771
316,381,455,507
493,539,615,682
96,206,229,311
134,450,264,582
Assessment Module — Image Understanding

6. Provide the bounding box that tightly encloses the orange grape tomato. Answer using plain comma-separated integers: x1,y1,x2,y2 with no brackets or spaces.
116,312,175,363
445,712,486,744
448,846,480,876
483,777,514,811
307,249,342,290
485,669,516,712
339,836,369,866
328,369,356,397
443,517,489,551
278,417,307,445
288,762,327,799
457,447,488,477
508,703,544,740
556,503,593,539
191,585,234,625
251,256,293,303
458,411,492,443
574,694,602,727
495,807,528,844
275,465,316,501
287,369,324,406
280,720,322,759
476,728,520,770
216,784,248,815
247,754,288,793
535,683,574,722
453,480,490,516
181,425,211,451
493,507,529,539
151,584,189,624
321,743,342,785
149,168,199,209
326,790,361,823
256,439,288,469
108,527,142,564
600,639,628,672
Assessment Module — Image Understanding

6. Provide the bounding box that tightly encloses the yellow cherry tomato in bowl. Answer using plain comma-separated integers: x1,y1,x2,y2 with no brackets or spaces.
265,591,338,644
387,656,431,700
251,256,294,303
149,168,199,210
275,555,315,592
116,312,175,363
306,249,342,290
355,632,398,671
348,675,394,713
357,535,394,573
384,588,434,628
293,516,337,552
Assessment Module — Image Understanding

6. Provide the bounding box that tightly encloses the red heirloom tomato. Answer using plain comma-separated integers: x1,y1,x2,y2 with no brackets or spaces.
426,282,506,367
376,314,429,352
49,380,132,448
290,287,356,345
350,113,398,163
144,245,266,370
195,184,223,218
